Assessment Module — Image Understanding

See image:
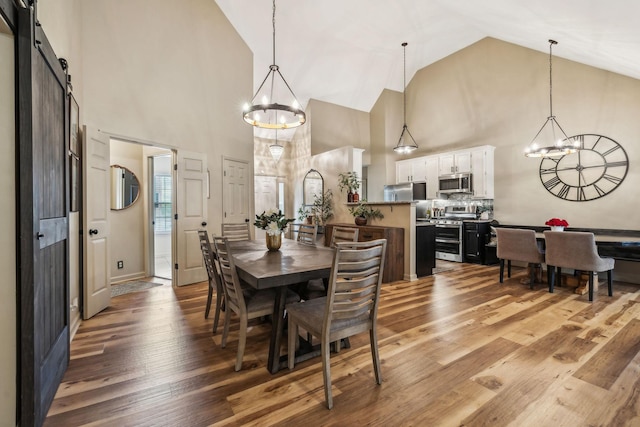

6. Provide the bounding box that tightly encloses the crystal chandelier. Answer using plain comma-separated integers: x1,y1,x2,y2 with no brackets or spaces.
524,40,580,157
269,129,284,162
394,42,418,154
242,0,306,130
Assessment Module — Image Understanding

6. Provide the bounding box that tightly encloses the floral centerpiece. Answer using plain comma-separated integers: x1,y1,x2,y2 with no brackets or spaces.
545,217,569,231
254,208,294,250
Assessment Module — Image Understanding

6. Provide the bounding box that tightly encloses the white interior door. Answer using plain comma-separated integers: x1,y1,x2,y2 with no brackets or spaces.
254,175,277,240
176,150,207,286
82,126,111,319
223,158,251,231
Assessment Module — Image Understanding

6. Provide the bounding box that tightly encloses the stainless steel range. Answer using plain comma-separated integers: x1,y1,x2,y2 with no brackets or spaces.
429,206,477,262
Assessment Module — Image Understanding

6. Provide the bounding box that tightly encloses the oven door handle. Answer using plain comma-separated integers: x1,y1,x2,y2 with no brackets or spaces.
435,224,461,229
436,238,460,243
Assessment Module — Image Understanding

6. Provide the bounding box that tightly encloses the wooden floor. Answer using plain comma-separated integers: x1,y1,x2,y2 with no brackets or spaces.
45,263,640,426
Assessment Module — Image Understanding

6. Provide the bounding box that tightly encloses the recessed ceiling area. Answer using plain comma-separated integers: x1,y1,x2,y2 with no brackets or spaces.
216,0,640,119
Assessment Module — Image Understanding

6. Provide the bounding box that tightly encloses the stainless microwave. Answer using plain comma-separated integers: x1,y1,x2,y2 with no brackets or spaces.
438,173,472,194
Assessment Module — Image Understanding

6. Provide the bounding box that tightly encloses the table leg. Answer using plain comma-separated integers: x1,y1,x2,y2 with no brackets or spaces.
268,286,287,374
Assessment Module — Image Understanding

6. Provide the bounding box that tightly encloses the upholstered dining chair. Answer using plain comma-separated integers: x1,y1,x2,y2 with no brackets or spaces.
297,223,318,245
544,231,615,301
221,222,251,241
198,230,224,334
330,226,359,247
286,239,387,409
495,228,545,289
212,236,300,371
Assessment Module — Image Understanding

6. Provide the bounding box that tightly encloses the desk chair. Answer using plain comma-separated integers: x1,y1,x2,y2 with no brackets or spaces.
212,236,299,371
495,228,545,289
198,230,224,334
544,231,614,301
287,239,387,409
221,222,251,241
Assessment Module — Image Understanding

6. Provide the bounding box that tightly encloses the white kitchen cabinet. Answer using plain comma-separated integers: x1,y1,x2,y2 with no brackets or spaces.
425,156,439,199
396,157,427,183
438,150,472,175
470,145,495,199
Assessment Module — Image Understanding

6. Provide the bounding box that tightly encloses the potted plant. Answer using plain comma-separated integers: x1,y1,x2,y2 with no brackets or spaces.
338,171,360,202
297,205,313,224
348,200,384,226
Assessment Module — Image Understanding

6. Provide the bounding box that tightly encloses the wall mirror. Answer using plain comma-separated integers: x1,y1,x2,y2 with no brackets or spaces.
303,169,324,206
111,165,140,210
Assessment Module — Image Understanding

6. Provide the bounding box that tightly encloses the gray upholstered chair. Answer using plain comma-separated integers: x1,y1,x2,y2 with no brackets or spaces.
212,236,300,371
543,231,614,301
495,228,545,289
297,223,318,245
221,222,251,241
286,239,387,409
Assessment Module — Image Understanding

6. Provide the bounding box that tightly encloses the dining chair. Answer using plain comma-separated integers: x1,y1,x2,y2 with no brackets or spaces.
198,230,224,334
297,223,318,245
543,231,615,301
330,226,359,247
212,236,300,371
495,228,545,289
221,222,251,241
286,239,387,409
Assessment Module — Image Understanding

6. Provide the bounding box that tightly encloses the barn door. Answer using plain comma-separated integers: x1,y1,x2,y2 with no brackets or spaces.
17,7,70,426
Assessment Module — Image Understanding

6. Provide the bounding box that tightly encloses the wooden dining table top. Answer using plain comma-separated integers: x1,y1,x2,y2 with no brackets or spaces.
229,238,335,290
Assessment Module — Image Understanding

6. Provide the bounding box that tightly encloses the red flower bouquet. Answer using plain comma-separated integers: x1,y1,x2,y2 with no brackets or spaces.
545,218,569,227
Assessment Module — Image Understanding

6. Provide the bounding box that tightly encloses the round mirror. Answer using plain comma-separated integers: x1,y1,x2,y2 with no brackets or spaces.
111,165,140,210
303,169,324,206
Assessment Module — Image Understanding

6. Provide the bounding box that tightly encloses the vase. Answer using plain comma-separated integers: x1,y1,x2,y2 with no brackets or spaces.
352,191,360,203
550,226,565,232
355,216,367,226
266,232,282,251
347,191,354,203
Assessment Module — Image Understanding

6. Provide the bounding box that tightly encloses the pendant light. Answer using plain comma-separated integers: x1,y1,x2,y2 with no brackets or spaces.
242,0,306,130
269,129,284,162
524,40,580,157
394,42,418,154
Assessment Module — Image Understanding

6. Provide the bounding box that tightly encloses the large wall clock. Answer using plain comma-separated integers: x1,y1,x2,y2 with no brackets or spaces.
539,134,629,201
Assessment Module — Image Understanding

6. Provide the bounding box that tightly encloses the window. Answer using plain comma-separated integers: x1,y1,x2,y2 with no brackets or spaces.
154,175,172,232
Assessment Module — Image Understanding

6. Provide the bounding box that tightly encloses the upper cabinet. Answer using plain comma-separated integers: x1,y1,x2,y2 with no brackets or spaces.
395,145,495,199
396,157,427,183
438,151,472,175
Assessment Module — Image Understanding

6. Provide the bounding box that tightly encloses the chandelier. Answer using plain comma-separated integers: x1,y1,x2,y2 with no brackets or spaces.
242,0,306,130
524,40,580,157
269,130,284,162
394,42,418,154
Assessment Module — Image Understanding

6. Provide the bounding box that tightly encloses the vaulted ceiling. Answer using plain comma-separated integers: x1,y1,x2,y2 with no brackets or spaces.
216,0,640,138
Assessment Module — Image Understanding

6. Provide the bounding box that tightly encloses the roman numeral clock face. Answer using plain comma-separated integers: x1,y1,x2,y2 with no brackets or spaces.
539,134,629,201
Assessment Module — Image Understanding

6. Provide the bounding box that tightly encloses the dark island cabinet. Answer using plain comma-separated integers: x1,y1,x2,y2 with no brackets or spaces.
324,223,404,283
463,221,491,264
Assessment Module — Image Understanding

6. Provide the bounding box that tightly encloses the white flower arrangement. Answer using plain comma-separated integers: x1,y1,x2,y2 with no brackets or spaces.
254,209,294,236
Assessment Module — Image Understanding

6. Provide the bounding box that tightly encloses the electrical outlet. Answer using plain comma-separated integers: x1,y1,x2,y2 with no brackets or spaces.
117,260,124,269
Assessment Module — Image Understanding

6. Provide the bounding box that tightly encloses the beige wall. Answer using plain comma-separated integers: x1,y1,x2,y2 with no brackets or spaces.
399,37,640,231
110,140,146,282
0,30,16,426
308,99,370,157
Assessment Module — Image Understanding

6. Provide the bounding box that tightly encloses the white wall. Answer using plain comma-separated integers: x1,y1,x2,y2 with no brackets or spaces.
0,30,16,427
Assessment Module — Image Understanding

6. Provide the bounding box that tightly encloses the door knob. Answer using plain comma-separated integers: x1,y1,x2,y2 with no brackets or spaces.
36,232,44,240
89,229,99,235
201,221,207,227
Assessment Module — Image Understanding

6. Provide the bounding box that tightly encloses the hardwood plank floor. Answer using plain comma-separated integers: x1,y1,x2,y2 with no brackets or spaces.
45,264,640,426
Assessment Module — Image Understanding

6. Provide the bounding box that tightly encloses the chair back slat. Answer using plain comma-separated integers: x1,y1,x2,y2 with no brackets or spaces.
222,223,251,241
212,236,246,314
323,239,386,337
297,223,318,245
331,227,359,246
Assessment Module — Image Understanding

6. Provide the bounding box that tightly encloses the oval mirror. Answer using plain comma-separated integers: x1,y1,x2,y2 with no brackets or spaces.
303,169,323,206
110,165,140,210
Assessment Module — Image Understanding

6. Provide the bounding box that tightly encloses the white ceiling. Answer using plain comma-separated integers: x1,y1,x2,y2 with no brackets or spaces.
215,0,640,139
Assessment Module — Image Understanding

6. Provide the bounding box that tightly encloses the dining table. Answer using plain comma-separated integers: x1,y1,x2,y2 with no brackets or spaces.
229,238,335,374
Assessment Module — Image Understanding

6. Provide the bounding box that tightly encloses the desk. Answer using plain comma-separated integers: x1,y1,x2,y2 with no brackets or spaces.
230,239,335,373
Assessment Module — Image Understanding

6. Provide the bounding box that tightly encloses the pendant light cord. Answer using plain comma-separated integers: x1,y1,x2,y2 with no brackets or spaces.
548,39,557,118
272,0,276,66
402,42,408,125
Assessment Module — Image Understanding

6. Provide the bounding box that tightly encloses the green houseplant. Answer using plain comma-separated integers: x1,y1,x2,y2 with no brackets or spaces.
348,200,384,226
338,171,360,202
311,189,334,226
